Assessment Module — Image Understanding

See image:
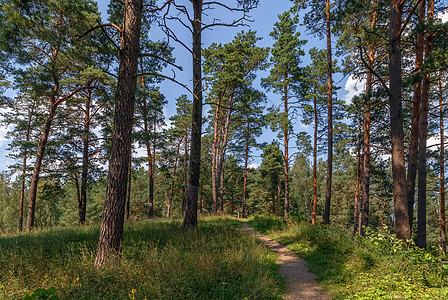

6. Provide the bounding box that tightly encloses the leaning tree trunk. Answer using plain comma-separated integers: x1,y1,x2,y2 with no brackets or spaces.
407,0,425,231
211,100,221,215
26,101,58,231
417,0,434,249
94,0,143,268
323,0,333,225
389,0,410,241
183,0,203,229
439,70,447,253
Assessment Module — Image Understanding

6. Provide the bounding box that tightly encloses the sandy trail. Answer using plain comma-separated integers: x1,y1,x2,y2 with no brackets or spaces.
241,224,331,300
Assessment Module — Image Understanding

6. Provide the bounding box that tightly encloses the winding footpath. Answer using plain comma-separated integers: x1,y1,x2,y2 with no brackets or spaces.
241,224,331,300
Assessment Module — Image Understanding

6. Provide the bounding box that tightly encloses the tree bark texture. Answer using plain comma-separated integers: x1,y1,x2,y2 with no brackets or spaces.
242,122,250,217
323,0,333,225
94,0,143,268
417,0,434,249
354,147,361,235
183,0,202,229
389,0,410,241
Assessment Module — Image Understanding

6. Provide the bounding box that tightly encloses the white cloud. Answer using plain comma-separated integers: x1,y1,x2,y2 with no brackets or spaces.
437,10,448,23
344,75,366,104
249,163,260,169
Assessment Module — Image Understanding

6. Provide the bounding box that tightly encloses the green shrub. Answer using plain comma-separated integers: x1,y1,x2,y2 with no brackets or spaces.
248,215,286,233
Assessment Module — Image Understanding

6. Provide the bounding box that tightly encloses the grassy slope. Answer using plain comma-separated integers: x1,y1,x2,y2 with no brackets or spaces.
250,215,448,300
0,217,284,299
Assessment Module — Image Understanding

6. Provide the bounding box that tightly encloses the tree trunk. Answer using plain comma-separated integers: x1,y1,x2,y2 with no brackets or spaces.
407,0,425,231
323,0,333,225
277,173,281,217
417,0,434,249
312,87,318,225
389,0,410,241
183,0,202,229
26,102,58,231
211,100,221,214
283,76,290,218
360,48,374,235
242,124,250,217
79,88,92,225
439,70,446,253
219,161,225,214
18,101,35,231
167,137,183,217
94,0,143,268
354,147,361,234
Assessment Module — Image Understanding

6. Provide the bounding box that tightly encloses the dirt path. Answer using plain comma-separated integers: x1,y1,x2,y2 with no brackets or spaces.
241,224,331,300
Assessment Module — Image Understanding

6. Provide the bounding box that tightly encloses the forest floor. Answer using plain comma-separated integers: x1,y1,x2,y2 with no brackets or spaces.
241,223,331,300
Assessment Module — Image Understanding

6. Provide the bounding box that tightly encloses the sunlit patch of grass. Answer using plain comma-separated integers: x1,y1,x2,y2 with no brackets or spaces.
0,217,284,299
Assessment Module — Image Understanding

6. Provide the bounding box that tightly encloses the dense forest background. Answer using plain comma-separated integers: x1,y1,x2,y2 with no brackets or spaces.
0,0,447,256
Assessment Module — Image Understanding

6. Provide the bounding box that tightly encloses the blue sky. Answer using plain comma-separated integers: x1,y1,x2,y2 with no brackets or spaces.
0,0,355,172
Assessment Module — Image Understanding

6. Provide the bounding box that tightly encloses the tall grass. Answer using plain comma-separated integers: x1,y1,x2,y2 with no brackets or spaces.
0,217,284,299
251,215,448,299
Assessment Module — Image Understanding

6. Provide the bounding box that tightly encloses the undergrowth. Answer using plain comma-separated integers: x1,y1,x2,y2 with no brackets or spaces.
0,217,284,299
250,215,448,299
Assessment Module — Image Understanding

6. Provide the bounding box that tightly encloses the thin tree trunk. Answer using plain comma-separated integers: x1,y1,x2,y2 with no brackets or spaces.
277,173,281,217
360,47,374,235
219,162,225,214
167,137,183,217
354,147,361,234
389,0,410,241
242,124,250,218
417,0,434,249
323,0,333,225
183,0,203,229
79,88,92,225
283,74,290,218
211,100,221,214
26,102,58,231
439,70,446,253
94,0,143,268
312,88,318,225
407,0,425,231
18,101,35,231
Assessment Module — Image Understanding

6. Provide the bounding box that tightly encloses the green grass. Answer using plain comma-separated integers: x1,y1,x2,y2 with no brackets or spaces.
0,217,284,299
250,215,448,299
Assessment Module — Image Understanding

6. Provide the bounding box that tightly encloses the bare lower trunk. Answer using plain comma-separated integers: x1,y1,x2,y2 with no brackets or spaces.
94,0,143,268
182,126,188,214
323,0,333,225
219,163,225,214
183,1,202,229
79,88,92,225
26,103,57,231
389,0,410,241
417,0,434,249
126,148,132,221
277,174,281,217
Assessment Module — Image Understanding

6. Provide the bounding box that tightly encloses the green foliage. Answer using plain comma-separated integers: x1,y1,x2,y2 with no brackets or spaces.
23,287,59,300
0,218,284,299
248,215,286,233
253,222,448,299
